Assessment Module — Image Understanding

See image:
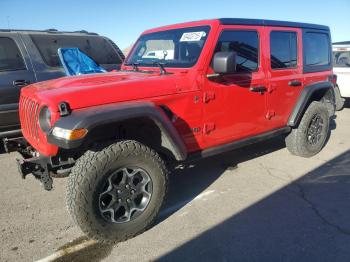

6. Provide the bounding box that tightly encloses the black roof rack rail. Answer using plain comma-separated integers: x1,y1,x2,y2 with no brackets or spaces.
219,18,329,31
0,29,99,35
75,30,88,33
73,30,98,35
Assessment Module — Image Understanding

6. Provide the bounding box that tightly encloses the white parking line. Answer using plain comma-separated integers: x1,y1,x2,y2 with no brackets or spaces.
37,190,217,261
35,239,97,262
193,190,215,201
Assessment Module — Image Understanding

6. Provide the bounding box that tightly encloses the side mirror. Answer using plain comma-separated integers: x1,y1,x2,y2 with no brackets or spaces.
213,51,236,74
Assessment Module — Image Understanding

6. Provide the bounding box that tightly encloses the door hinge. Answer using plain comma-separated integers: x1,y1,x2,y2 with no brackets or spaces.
192,127,201,133
266,110,276,120
268,86,276,93
204,123,215,134
203,91,215,103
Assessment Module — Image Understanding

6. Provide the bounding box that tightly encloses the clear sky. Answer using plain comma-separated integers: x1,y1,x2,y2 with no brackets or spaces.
1,0,349,50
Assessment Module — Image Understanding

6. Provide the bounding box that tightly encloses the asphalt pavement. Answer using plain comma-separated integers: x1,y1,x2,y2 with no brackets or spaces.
1,106,350,262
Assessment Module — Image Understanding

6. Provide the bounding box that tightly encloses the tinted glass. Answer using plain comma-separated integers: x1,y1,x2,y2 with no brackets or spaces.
126,26,210,68
0,37,26,71
30,34,122,67
304,33,330,66
333,51,350,67
214,30,259,72
270,31,297,69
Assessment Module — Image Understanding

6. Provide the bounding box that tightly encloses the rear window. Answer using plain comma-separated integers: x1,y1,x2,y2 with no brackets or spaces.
0,37,26,71
304,32,330,66
30,34,122,67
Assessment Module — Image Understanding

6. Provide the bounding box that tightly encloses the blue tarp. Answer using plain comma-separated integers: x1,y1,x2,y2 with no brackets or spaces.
58,47,107,76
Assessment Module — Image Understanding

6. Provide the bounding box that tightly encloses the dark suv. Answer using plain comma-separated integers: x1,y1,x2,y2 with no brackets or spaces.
0,29,124,140
15,18,336,243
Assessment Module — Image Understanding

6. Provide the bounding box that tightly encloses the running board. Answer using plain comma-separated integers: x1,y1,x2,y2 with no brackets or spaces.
188,127,291,161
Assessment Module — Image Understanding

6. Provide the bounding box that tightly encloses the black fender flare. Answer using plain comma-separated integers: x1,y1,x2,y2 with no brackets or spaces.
47,101,187,161
288,81,335,127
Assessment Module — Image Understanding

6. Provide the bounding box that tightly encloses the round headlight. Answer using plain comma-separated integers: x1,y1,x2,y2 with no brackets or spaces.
39,106,52,132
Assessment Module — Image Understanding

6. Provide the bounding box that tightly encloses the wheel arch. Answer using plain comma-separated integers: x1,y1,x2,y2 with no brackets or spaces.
288,81,335,127
47,102,187,161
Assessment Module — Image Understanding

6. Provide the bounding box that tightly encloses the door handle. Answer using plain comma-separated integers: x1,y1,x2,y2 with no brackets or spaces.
249,86,267,94
288,80,302,87
13,80,30,87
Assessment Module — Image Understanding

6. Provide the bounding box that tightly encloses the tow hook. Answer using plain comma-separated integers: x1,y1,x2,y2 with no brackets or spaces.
16,157,53,191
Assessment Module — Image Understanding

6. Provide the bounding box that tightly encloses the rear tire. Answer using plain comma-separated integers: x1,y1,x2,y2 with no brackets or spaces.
285,101,330,158
66,140,168,243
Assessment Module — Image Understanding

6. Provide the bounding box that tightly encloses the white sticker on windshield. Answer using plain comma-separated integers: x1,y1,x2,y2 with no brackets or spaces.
180,31,206,42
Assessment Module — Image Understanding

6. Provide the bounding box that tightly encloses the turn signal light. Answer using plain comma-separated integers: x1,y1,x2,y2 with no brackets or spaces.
52,127,88,140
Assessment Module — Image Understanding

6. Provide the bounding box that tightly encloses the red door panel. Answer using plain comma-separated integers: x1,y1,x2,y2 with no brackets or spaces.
265,27,304,128
202,25,269,148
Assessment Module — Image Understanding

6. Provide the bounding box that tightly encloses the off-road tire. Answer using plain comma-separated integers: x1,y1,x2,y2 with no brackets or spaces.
66,140,168,243
285,101,330,158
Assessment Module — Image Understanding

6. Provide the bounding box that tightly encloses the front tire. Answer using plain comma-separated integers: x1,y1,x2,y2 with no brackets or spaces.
66,140,168,243
285,101,330,158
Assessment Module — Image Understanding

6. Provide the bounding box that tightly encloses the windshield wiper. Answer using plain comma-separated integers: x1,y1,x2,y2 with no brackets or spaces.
153,61,166,75
131,62,140,71
124,62,140,71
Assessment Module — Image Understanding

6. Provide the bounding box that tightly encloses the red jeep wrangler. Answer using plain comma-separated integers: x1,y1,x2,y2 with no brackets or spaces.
14,18,335,242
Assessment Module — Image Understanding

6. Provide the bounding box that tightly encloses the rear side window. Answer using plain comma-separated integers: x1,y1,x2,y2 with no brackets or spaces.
303,32,331,72
215,30,259,72
30,34,122,67
0,37,26,71
270,31,297,69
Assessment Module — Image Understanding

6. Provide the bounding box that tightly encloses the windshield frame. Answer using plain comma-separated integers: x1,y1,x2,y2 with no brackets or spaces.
125,25,211,69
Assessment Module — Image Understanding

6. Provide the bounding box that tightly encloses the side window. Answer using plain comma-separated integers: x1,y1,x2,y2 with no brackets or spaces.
0,37,26,71
304,32,330,66
214,30,259,72
270,31,297,69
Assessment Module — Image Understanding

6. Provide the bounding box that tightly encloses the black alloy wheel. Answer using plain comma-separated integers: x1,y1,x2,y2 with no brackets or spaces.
99,167,153,223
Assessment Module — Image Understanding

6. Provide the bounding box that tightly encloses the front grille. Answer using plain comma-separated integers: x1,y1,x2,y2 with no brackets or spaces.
19,95,40,142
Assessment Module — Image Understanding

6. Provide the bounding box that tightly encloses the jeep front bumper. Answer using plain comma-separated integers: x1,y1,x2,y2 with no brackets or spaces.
16,156,53,191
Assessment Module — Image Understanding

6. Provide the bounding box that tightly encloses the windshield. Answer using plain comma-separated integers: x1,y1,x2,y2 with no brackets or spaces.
333,50,350,67
126,26,210,68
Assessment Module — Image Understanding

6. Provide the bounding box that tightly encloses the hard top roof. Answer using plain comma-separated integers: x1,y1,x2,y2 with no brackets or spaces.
219,18,329,30
143,18,329,34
